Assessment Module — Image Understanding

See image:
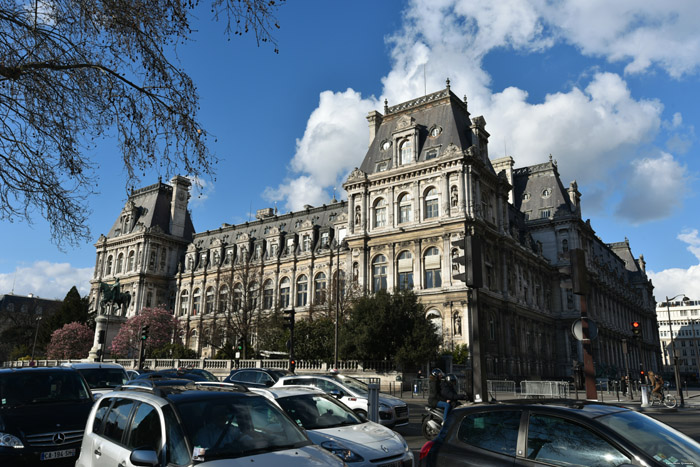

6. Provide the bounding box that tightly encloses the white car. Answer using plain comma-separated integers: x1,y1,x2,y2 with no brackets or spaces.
253,386,413,466
76,380,344,467
273,373,409,427
61,362,129,398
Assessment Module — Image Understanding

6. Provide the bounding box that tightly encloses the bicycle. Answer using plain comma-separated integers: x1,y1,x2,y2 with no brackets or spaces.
649,387,677,408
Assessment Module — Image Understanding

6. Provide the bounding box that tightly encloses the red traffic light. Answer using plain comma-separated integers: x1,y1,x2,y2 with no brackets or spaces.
631,321,640,328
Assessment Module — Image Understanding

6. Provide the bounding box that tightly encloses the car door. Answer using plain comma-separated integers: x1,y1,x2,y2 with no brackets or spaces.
516,411,632,466
93,397,137,466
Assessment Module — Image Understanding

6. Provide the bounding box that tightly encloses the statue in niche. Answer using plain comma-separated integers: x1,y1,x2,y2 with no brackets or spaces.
355,206,361,227
454,314,462,335
187,255,194,271
451,186,458,208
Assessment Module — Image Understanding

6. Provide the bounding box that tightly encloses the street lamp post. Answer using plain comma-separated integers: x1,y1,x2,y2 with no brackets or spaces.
665,294,689,406
31,316,42,363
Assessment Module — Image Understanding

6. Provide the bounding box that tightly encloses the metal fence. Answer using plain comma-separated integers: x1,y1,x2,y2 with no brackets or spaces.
487,380,517,400
520,381,570,399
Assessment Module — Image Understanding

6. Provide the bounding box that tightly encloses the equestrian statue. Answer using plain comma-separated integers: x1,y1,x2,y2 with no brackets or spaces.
99,278,131,316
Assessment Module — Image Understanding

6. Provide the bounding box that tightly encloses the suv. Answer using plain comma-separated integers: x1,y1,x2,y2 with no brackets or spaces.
0,367,94,466
224,368,294,388
76,380,344,466
273,373,409,427
61,362,129,398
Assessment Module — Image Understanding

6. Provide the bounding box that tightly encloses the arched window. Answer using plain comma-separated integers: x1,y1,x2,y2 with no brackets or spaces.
219,285,229,313
296,275,308,307
397,251,413,290
372,255,387,292
192,288,201,315
314,273,327,304
424,247,442,289
116,253,123,274
424,187,439,219
205,287,214,314
398,193,412,224
400,139,412,164
233,283,243,311
127,250,135,271
106,255,113,276
179,290,189,316
263,280,274,309
279,278,291,309
373,198,387,228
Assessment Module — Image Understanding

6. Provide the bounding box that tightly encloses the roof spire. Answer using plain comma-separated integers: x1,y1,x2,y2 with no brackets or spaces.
446,77,451,91
384,98,389,114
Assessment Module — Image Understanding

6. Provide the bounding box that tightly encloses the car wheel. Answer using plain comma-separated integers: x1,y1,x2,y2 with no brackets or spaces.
354,409,367,420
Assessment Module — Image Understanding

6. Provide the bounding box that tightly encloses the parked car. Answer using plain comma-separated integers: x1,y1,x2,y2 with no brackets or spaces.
61,362,129,398
0,367,94,466
224,368,294,388
419,400,700,466
273,372,409,427
253,386,414,466
133,367,219,382
75,380,344,466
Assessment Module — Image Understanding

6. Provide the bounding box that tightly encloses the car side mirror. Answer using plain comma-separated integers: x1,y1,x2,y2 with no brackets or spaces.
329,389,343,399
130,449,159,467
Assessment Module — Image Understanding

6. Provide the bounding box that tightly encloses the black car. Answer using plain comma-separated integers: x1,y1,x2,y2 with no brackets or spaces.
419,400,700,466
224,368,294,388
0,367,94,466
133,367,219,382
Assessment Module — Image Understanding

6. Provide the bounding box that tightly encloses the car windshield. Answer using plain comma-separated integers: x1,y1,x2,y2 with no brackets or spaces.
277,393,362,430
78,368,129,389
0,371,92,406
333,374,369,394
596,409,700,465
175,394,311,460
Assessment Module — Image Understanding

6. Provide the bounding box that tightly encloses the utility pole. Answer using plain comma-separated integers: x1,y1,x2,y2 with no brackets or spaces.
571,249,596,400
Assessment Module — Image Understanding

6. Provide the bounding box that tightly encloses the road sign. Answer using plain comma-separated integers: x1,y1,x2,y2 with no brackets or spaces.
572,318,598,341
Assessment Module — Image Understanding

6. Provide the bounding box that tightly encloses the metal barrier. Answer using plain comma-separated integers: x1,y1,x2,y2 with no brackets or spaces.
520,381,570,398
487,380,517,400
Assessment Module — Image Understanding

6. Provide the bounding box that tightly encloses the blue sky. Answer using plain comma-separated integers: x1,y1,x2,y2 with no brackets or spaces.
1,0,699,302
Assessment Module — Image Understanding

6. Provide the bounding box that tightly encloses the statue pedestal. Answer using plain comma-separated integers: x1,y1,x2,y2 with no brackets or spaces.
88,312,128,361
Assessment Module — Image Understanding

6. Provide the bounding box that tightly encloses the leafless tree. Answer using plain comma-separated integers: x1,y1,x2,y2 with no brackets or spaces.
0,0,283,247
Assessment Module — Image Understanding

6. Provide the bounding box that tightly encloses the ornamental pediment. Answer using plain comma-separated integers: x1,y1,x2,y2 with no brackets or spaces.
442,143,463,159
396,115,415,130
347,167,366,181
301,220,314,230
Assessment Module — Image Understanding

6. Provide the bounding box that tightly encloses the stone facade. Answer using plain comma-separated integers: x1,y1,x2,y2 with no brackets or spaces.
656,298,700,380
87,83,660,380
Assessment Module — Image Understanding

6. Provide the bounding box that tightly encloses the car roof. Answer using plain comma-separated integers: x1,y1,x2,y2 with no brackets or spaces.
251,386,324,399
0,366,81,374
61,362,126,370
460,400,632,419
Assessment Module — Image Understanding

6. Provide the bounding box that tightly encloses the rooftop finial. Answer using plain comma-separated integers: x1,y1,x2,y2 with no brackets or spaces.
384,98,388,114
464,94,468,111
446,77,451,91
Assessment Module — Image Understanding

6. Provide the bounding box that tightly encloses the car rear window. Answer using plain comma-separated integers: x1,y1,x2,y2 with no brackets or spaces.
77,368,128,389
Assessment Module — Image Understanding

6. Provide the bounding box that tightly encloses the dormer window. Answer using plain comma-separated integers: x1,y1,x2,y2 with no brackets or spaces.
426,149,438,160
376,161,388,172
302,235,311,252
400,139,413,165
320,232,329,248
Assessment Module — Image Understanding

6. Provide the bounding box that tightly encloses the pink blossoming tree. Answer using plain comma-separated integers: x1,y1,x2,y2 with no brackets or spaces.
46,322,94,359
111,306,179,358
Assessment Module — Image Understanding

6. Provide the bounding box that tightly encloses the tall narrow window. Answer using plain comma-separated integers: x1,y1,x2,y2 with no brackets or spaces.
398,193,412,224
374,198,387,228
279,278,291,308
248,282,259,310
372,255,388,292
127,251,135,271
397,251,413,290
424,247,442,289
116,253,123,274
192,288,201,315
296,275,308,306
179,290,189,316
263,280,274,309
233,284,243,311
106,256,113,275
219,286,229,313
400,139,413,164
425,188,439,219
314,273,327,304
205,287,214,314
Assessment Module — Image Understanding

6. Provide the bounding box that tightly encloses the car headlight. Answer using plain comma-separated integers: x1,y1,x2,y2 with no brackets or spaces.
0,432,23,448
321,440,364,462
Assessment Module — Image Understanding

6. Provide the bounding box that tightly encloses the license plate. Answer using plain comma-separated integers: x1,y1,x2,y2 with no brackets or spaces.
40,449,76,460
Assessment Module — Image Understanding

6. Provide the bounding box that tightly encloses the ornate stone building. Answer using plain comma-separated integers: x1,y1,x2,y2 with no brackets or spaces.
87,83,660,380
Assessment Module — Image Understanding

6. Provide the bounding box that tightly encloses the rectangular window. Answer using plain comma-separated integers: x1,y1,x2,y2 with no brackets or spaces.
375,207,386,227
425,199,439,219
540,209,551,219
425,269,442,289
399,205,411,223
398,272,413,290
263,288,273,309
280,286,290,308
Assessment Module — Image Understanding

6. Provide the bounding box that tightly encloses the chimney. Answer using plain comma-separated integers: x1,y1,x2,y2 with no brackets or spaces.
366,110,383,146
170,175,191,237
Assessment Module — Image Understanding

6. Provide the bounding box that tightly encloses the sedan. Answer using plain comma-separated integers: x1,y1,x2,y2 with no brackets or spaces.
253,386,414,466
224,368,294,388
419,401,700,466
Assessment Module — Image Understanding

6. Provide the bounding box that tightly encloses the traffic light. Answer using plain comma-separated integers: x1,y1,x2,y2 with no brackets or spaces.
140,325,150,341
631,321,641,339
289,359,296,373
283,309,296,331
98,330,105,344
236,338,243,352
451,235,482,288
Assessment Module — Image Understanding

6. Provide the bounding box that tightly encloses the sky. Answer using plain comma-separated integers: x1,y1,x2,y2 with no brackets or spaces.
1,0,699,303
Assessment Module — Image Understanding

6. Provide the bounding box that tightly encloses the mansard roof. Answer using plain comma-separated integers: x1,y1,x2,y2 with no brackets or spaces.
359,87,475,175
512,158,574,220
106,181,194,241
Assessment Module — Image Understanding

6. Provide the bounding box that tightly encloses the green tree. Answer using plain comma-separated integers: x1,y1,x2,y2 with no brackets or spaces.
341,290,440,369
448,343,470,365
110,306,179,358
0,0,283,247
294,317,335,361
38,286,91,350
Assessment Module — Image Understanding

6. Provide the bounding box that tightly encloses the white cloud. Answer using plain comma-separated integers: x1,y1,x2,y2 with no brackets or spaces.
0,262,93,300
648,230,700,301
614,153,689,222
187,176,213,207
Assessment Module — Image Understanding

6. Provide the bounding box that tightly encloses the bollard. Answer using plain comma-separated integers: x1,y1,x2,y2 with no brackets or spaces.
640,384,650,407
368,383,380,423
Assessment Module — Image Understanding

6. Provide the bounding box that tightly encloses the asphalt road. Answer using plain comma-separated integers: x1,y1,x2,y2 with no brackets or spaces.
392,396,700,459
